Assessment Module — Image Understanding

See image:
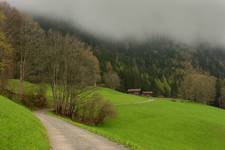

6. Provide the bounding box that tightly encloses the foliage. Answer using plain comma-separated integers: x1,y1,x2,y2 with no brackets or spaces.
49,22,225,100
1,2,225,109
0,11,13,90
0,2,46,96
0,96,49,150
43,30,102,123
21,85,47,108
3,79,48,108
178,72,216,104
103,62,121,89
219,81,225,108
73,93,116,125
154,76,171,96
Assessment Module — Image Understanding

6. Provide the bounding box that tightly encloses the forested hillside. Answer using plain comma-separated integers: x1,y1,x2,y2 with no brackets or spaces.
35,16,225,108
0,2,224,109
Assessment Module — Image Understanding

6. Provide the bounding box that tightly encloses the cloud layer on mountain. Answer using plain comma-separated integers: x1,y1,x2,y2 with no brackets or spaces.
6,0,225,45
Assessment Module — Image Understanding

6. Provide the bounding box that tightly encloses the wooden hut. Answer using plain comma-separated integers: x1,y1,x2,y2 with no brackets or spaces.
127,89,141,95
142,91,153,97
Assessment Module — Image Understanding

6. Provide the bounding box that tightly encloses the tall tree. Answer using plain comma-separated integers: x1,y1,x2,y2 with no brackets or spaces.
219,86,225,108
0,10,13,90
103,62,121,89
16,16,44,96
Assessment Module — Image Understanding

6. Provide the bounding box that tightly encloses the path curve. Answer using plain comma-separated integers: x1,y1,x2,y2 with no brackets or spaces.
35,111,128,150
115,99,155,106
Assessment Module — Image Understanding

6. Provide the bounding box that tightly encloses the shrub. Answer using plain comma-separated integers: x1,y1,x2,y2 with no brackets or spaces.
0,85,47,109
24,85,47,108
73,94,116,125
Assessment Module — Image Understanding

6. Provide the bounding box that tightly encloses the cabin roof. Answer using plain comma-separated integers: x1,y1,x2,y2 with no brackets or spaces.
142,91,153,94
127,89,141,92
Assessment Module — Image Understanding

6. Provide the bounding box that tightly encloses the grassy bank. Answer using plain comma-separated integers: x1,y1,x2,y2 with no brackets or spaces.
0,96,49,150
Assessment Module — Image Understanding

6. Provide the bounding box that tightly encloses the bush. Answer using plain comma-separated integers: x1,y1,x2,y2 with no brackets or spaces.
0,85,47,109
73,94,116,125
23,85,47,108
21,94,47,108
53,89,117,125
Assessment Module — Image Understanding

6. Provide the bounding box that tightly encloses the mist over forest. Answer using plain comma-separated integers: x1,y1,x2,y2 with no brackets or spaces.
7,0,225,46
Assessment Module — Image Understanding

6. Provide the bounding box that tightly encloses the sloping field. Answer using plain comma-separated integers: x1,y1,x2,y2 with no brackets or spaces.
74,88,225,150
0,96,49,150
5,80,225,150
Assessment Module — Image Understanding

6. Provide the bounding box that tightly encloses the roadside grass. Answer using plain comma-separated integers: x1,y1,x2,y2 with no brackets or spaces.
0,96,49,150
52,88,225,150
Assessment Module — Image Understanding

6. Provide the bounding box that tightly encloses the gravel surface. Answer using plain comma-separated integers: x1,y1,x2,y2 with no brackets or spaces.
35,111,128,150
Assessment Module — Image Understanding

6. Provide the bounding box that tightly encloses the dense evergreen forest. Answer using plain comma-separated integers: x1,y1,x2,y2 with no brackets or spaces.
0,2,224,109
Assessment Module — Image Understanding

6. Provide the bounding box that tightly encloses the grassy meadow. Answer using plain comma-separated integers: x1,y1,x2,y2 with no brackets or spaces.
0,96,49,150
58,88,225,150
5,80,225,150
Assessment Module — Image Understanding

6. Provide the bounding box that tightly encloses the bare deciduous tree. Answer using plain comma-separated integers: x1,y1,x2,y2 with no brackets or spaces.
0,11,13,90
16,16,44,96
179,72,216,104
46,30,100,117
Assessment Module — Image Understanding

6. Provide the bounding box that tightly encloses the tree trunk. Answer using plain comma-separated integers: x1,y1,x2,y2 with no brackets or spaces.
19,55,24,98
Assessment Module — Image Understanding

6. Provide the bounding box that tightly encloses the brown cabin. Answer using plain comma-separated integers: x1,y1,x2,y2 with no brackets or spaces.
127,89,141,95
142,91,153,97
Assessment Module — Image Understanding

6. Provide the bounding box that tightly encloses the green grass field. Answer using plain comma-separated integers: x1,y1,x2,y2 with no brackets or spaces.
59,88,225,150
6,80,225,150
0,96,49,150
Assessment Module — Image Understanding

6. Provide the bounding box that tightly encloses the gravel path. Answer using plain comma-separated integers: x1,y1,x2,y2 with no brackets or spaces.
35,111,128,150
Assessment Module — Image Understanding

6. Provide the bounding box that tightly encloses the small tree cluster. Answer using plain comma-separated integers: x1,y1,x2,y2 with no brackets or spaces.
179,72,216,104
0,2,45,96
42,30,114,124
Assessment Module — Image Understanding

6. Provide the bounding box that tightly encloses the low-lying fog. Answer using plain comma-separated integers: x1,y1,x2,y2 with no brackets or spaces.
6,0,225,46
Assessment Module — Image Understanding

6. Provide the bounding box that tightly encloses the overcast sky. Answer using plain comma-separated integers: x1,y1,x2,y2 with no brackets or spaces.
5,0,225,45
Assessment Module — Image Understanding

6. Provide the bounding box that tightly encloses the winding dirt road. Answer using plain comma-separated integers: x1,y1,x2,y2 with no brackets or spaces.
35,111,127,150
